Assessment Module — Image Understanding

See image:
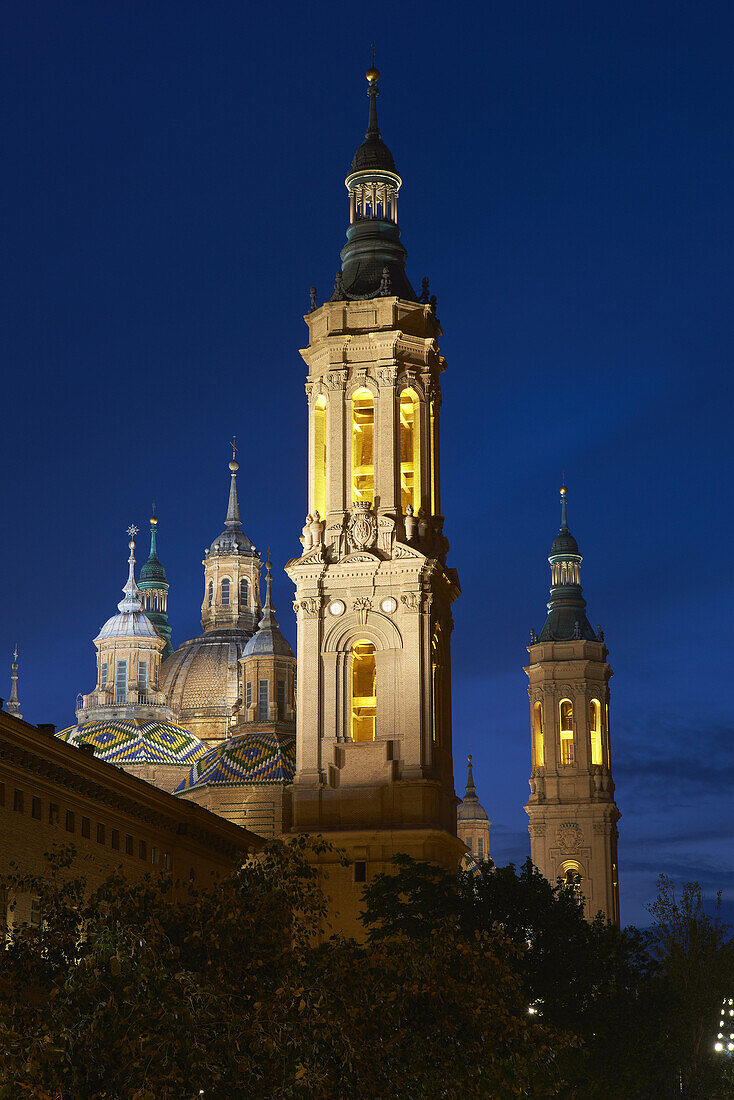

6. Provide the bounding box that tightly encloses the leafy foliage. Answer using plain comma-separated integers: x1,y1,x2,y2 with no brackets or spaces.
0,843,571,1099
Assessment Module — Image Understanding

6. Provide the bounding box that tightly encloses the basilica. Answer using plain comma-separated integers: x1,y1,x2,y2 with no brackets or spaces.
7,64,621,933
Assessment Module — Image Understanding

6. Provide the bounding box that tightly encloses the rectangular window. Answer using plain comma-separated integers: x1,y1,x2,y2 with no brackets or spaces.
125,834,134,855
96,823,105,844
139,840,147,861
137,660,148,692
30,897,42,929
246,681,252,710
48,803,60,826
0,782,5,808
13,790,23,813
32,797,42,820
100,661,108,688
258,679,269,722
163,852,171,870
111,829,120,851
477,836,484,860
151,846,159,865
115,659,128,704
277,679,286,718
65,811,75,833
81,817,90,838
354,861,367,884
466,837,473,854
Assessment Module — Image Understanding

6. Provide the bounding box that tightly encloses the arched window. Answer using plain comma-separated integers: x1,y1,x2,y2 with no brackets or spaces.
100,662,108,689
399,388,420,514
431,624,444,745
153,595,158,611
351,389,375,504
314,395,327,518
589,699,602,765
533,702,545,767
559,699,574,765
221,578,231,606
562,863,583,901
240,577,249,607
207,580,213,607
351,640,376,742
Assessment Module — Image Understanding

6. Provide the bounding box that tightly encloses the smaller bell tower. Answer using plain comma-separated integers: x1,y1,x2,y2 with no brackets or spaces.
525,485,621,924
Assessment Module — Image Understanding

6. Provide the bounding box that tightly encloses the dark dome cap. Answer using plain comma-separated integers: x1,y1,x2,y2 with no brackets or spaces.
351,135,396,173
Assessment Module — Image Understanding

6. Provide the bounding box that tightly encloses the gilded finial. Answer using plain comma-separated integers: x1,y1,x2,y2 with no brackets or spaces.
366,43,379,84
150,500,158,527
230,436,239,473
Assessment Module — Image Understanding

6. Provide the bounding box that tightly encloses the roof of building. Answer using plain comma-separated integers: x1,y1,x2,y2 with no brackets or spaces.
138,511,168,587
161,628,252,723
457,754,490,822
242,558,294,659
538,485,597,643
351,65,397,173
174,730,296,793
57,718,208,766
95,528,160,642
208,448,257,557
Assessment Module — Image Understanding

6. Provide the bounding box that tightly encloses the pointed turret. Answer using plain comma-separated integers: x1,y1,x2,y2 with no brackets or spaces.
538,484,596,642
208,441,256,557
242,553,294,659
138,506,173,659
333,59,417,302
457,753,491,860
7,645,22,719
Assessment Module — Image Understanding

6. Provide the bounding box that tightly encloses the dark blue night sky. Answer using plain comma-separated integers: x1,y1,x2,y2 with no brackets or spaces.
2,2,732,927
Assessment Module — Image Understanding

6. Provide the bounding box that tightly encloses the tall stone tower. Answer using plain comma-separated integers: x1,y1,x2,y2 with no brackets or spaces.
286,63,464,934
138,508,173,660
525,485,621,924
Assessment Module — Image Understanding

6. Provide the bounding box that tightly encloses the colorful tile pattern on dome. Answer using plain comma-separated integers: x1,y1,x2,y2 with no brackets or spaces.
57,720,208,765
175,731,296,792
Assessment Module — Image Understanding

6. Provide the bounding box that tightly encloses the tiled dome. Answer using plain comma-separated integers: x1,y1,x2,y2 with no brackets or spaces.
175,731,295,793
57,719,208,765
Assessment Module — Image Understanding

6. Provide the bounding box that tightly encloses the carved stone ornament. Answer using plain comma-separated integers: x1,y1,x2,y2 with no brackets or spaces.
304,382,313,400
378,367,398,387
353,597,372,626
400,591,421,612
347,501,378,552
529,822,546,838
556,823,583,853
299,597,321,618
326,369,348,390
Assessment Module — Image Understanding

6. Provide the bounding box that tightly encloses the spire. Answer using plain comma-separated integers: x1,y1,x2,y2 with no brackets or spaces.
537,483,596,643
465,752,477,800
138,507,173,660
226,437,241,529
258,550,279,632
117,526,143,613
560,479,569,531
365,46,380,139
7,645,21,719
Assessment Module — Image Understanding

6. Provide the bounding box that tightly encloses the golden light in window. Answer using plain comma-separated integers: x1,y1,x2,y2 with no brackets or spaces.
533,701,545,766
351,389,375,504
351,640,376,742
314,395,327,518
589,699,603,766
399,388,420,513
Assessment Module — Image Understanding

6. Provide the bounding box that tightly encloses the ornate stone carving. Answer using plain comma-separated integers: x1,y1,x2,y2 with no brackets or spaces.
556,823,583,853
299,597,320,618
400,591,421,612
353,597,372,626
326,369,348,390
347,501,377,552
528,822,546,838
378,367,398,387
377,515,396,554
304,382,313,401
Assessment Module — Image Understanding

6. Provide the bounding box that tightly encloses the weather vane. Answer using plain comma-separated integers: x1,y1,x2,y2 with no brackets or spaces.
231,435,238,461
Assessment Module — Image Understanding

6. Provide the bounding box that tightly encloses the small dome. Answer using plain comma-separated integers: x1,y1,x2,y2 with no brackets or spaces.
457,797,489,823
242,626,294,659
209,528,256,555
175,731,296,793
139,554,167,586
351,135,396,173
95,611,158,641
551,529,579,556
57,719,208,765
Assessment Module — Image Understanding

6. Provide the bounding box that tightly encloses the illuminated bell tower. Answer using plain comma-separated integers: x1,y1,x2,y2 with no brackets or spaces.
286,63,463,932
525,485,621,924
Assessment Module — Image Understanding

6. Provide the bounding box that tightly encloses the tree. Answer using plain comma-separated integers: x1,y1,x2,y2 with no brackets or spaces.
0,843,575,1099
